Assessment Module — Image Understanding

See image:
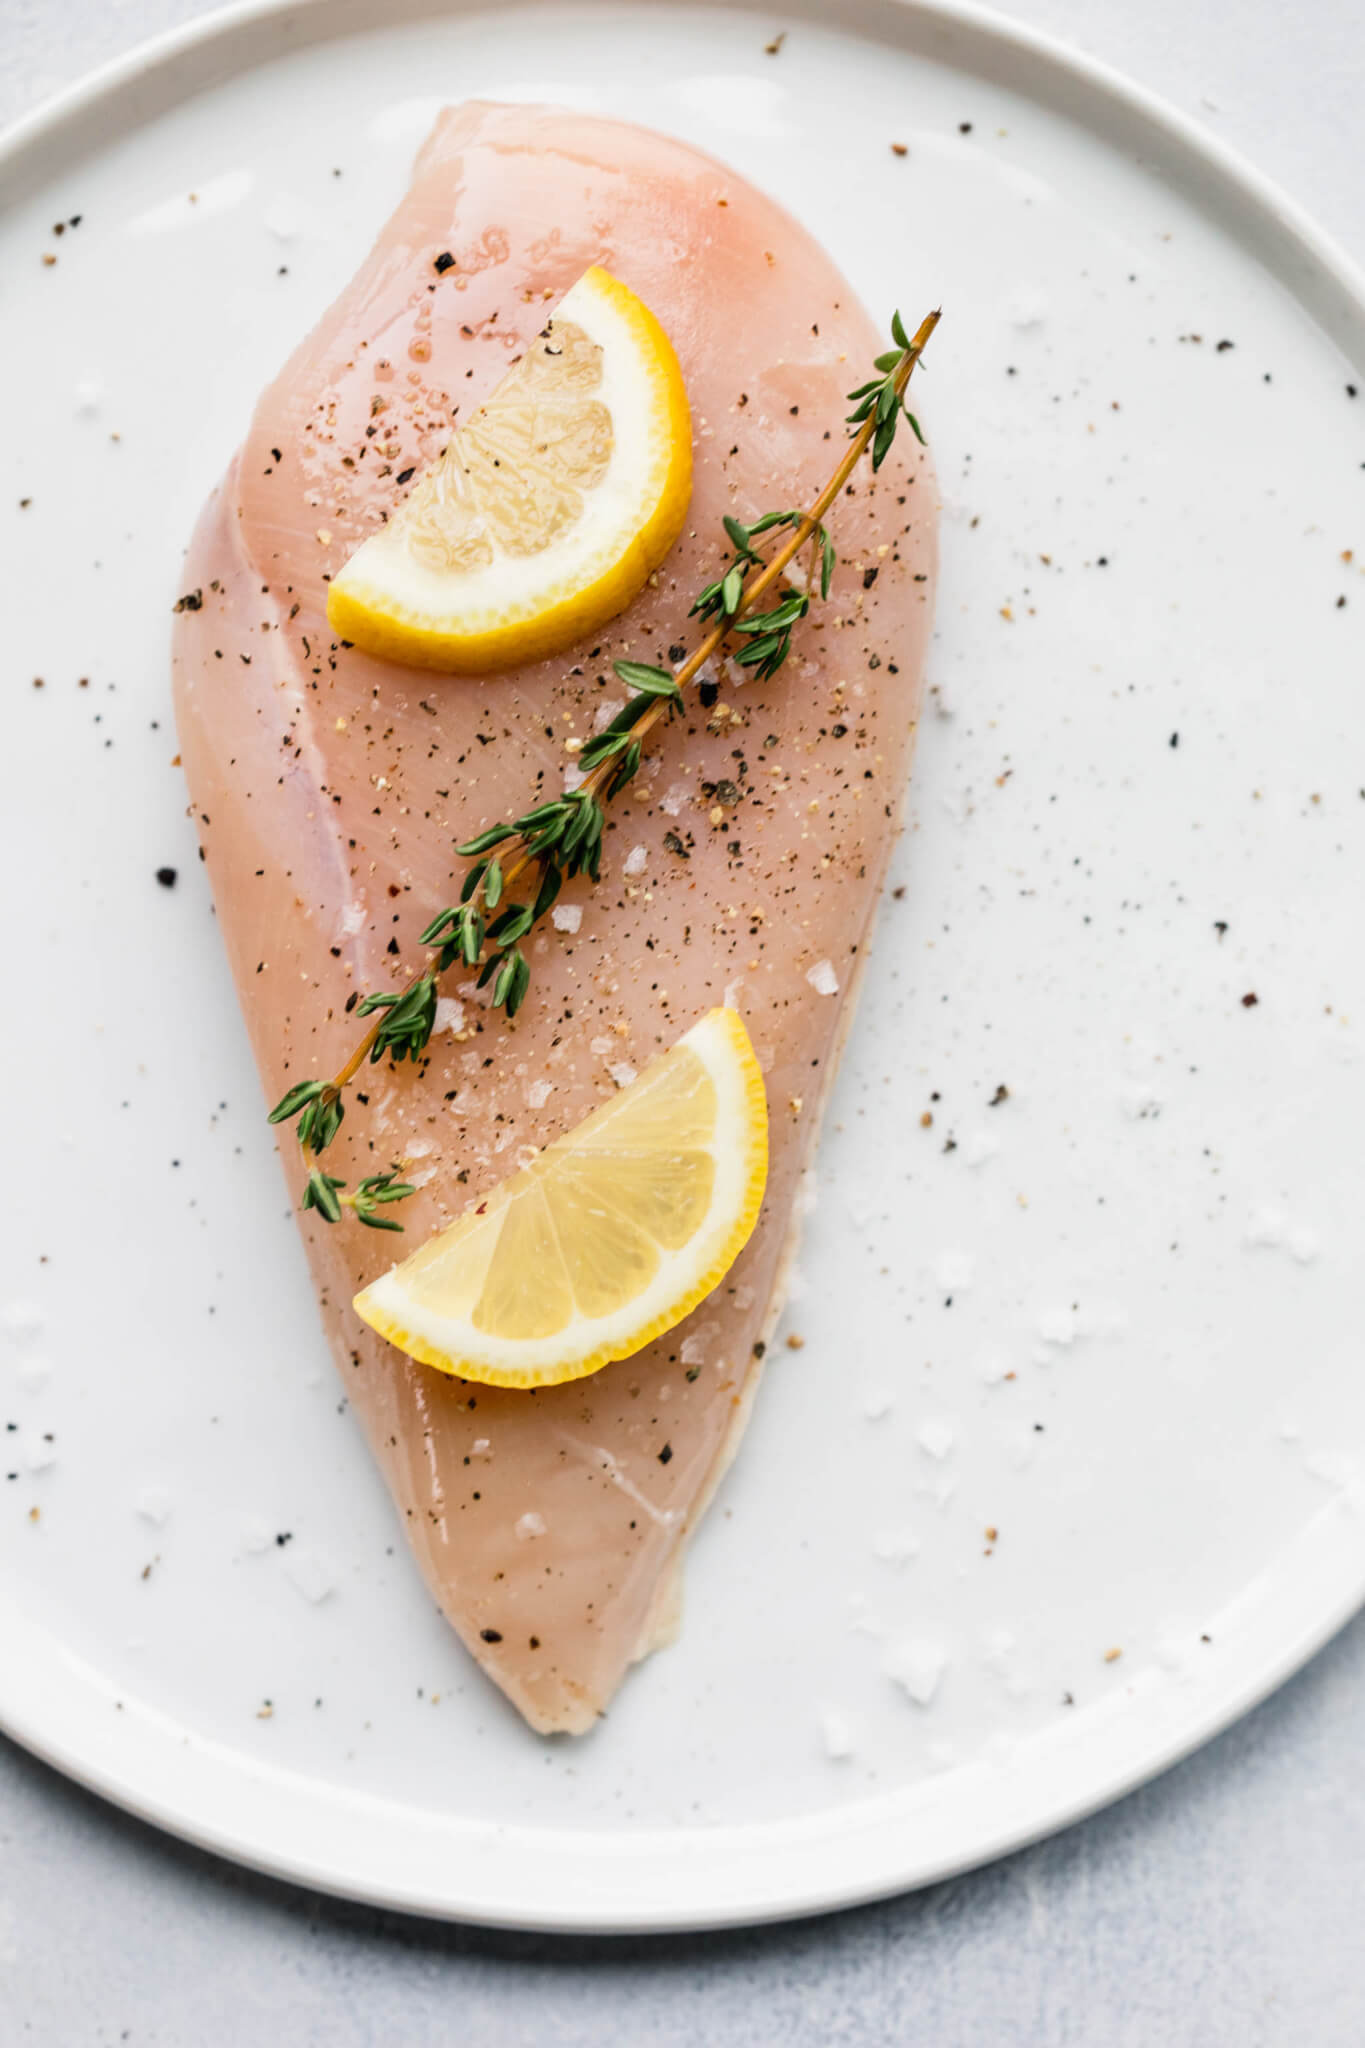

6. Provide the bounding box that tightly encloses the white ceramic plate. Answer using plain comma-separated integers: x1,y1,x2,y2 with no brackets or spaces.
3,0,1364,1933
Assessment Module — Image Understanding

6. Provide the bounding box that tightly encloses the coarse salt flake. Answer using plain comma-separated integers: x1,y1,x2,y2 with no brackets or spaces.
551,903,582,934
818,1706,855,1759
885,1638,948,1706
805,958,839,996
282,1549,334,1604
916,1417,955,1460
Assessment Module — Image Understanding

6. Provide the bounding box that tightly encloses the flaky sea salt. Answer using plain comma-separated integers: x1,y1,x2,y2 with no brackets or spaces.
135,1487,173,1527
21,1431,55,1473
526,1079,552,1110
435,996,465,1034
935,1250,974,1292
818,1707,855,1760
660,783,690,817
916,1417,955,1460
872,1528,919,1566
515,1511,547,1541
1,1302,44,1344
1037,1306,1077,1346
805,958,839,996
885,1638,948,1706
623,844,648,877
609,1062,638,1089
282,1549,334,1604
551,903,582,934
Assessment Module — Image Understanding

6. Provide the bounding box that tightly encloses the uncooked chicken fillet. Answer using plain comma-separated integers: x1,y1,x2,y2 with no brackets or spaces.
172,101,937,1733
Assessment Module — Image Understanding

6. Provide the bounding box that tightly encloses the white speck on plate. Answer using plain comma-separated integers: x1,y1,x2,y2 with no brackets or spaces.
916,1417,955,1460
282,1549,334,1604
74,377,103,414
515,1511,547,1541
263,195,307,240
21,1431,55,1473
885,1637,948,1706
862,1388,894,1422
872,1528,919,1566
551,903,582,934
935,1250,974,1292
1,1303,44,1344
980,1627,1018,1674
817,1706,855,1760
241,1518,272,1555
1244,1206,1287,1249
962,1130,1000,1168
1008,1429,1042,1473
805,958,839,996
1007,285,1048,329
1037,1306,1077,1346
978,1353,1012,1386
135,1487,173,1526
17,1356,51,1388
1288,1227,1319,1265
623,844,648,877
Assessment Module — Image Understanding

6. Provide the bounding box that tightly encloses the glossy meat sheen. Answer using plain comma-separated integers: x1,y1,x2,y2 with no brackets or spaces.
172,102,937,1734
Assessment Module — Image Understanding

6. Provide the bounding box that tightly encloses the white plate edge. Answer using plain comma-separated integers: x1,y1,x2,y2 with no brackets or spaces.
3,0,1364,1932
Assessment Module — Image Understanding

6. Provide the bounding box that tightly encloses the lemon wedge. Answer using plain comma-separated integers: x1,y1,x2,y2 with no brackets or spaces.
354,1008,768,1388
326,265,692,672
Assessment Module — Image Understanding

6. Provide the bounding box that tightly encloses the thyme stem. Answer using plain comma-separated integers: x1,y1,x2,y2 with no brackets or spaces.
271,308,940,1221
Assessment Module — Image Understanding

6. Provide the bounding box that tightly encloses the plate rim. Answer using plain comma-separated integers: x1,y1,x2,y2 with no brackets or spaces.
3,0,1364,1933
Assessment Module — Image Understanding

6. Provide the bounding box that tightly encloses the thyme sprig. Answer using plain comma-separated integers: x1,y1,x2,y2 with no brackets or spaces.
269,307,940,1224
302,1167,417,1230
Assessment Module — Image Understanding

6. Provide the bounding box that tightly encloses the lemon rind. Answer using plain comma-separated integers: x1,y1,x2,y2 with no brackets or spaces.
325,267,692,674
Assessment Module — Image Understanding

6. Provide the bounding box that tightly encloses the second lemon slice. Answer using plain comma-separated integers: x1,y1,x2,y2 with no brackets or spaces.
326,265,692,672
354,1008,768,1388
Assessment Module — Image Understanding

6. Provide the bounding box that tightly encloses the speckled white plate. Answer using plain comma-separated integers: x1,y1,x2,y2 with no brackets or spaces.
2,0,1364,1933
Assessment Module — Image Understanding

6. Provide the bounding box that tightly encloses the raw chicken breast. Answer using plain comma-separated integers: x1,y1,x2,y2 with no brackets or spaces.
172,102,937,1733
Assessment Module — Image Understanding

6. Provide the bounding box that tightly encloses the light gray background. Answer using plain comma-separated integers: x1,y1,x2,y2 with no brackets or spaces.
3,2,1363,2041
